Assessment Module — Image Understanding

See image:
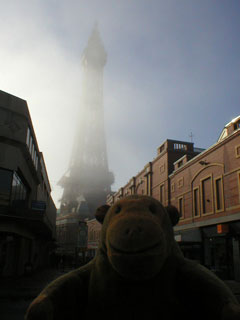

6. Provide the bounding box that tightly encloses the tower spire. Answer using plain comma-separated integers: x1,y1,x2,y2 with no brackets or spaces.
58,26,114,219
82,23,107,68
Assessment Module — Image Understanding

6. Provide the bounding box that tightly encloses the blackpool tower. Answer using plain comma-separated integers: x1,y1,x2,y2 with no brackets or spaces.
58,25,114,219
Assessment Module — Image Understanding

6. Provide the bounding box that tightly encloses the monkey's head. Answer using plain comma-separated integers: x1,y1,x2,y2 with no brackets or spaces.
95,195,180,281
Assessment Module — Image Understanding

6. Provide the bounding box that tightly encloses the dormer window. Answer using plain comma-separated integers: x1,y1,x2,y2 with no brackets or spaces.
178,160,183,168
159,144,164,153
234,120,240,131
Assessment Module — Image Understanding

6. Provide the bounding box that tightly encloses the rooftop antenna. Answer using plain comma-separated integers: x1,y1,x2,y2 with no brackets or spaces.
189,131,194,143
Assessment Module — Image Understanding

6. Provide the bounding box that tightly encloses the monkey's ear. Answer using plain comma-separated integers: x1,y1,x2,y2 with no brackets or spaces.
95,205,110,224
165,205,180,226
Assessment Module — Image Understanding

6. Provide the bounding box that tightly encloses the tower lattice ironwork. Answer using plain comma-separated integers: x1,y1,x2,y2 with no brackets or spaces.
58,25,114,219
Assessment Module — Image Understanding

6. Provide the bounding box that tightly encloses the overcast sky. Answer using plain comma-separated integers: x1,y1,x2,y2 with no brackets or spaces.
0,0,239,208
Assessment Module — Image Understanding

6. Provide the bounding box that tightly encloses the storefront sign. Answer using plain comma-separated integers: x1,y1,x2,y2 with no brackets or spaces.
31,201,46,211
88,241,99,249
174,234,182,242
217,224,229,234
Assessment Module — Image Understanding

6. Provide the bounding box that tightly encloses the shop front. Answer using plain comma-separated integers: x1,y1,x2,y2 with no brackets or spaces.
202,222,240,281
175,228,203,264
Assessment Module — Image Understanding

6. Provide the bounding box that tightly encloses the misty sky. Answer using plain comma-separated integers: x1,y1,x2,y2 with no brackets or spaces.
0,0,239,208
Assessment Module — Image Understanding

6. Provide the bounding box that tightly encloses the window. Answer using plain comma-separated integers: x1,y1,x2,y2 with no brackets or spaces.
26,127,38,170
215,177,224,212
201,176,213,214
159,144,165,153
160,184,165,204
34,150,37,167
193,187,200,217
174,143,187,151
11,172,29,207
178,197,184,218
234,120,240,130
160,164,165,174
178,177,184,188
178,160,183,168
29,136,33,154
146,174,151,196
26,127,30,146
31,144,35,159
235,145,240,159
0,168,13,205
35,155,38,170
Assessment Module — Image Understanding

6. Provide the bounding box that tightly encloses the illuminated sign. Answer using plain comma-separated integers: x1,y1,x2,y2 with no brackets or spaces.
217,224,229,234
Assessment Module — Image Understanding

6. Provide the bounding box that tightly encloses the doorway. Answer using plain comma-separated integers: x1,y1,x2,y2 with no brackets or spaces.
204,236,234,280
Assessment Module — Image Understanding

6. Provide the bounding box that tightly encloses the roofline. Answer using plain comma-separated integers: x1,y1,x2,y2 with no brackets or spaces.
169,127,240,177
225,115,240,127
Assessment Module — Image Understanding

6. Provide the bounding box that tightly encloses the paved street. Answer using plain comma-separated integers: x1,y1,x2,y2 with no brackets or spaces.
0,267,240,320
0,267,72,320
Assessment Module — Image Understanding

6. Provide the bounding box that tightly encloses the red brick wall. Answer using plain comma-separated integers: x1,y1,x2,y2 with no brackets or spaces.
108,130,240,230
170,131,240,226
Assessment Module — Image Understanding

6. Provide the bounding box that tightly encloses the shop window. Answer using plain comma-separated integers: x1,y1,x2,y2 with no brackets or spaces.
193,187,200,217
0,168,13,205
215,177,224,212
201,176,213,215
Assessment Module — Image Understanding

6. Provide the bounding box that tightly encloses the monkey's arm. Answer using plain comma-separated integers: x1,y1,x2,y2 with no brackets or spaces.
176,258,240,319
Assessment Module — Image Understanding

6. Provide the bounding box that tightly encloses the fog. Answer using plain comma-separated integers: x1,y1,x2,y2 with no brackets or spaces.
0,0,239,208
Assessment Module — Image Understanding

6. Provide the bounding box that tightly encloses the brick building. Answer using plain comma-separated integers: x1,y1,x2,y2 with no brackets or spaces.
107,115,240,281
0,90,56,276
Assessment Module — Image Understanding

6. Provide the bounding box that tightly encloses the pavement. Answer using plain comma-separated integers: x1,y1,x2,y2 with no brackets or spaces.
0,267,72,320
0,267,240,320
0,267,71,300
0,268,240,301
225,280,240,303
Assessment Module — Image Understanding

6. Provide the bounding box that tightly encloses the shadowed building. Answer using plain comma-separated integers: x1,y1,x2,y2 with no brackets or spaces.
0,90,56,276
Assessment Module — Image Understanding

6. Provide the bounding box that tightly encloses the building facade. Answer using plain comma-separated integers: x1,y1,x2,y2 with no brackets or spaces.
107,115,240,281
0,89,56,277
87,218,102,258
